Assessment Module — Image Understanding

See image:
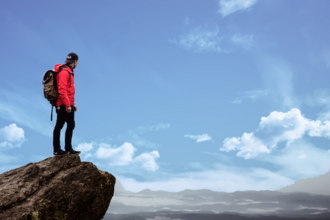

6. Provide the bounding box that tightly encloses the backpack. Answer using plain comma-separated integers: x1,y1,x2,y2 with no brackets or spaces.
42,65,70,121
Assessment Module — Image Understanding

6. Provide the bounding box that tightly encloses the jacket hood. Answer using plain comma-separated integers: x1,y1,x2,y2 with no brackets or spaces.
54,64,73,73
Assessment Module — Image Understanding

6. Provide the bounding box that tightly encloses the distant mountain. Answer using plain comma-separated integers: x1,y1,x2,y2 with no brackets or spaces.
108,171,330,218
103,210,330,220
278,169,330,195
109,186,330,217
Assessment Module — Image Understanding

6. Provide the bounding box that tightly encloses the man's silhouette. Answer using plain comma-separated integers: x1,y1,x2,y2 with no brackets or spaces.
53,52,81,156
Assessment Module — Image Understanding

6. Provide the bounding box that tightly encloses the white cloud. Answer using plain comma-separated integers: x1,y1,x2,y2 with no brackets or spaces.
170,26,253,53
258,109,308,145
135,123,170,133
75,142,93,153
218,0,258,17
170,26,226,53
0,124,25,148
94,142,160,171
184,134,212,143
231,89,268,104
222,132,270,159
0,124,24,142
88,124,165,170
95,142,136,166
133,151,160,172
221,108,330,159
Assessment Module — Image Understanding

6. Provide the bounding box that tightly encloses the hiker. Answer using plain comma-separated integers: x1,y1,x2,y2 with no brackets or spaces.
53,52,81,156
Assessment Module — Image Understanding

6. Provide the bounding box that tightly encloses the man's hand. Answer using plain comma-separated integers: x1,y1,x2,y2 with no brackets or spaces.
66,107,72,113
73,105,77,111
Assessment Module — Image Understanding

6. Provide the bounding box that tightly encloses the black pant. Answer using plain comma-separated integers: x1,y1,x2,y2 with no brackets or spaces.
53,105,75,151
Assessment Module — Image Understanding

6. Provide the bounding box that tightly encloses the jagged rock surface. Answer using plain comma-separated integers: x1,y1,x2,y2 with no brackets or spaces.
0,155,116,220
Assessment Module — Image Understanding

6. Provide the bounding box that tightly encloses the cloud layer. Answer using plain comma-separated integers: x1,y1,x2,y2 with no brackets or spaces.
170,26,253,53
117,164,293,192
221,108,330,159
231,89,268,104
117,136,330,192
184,134,212,143
218,0,258,17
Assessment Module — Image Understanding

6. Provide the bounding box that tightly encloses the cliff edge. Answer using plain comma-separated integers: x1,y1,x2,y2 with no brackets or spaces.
0,155,116,220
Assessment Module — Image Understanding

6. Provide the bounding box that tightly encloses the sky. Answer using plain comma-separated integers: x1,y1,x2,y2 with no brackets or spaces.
1,0,330,192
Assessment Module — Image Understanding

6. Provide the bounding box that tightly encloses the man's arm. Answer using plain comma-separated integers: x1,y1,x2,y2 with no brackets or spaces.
57,70,71,109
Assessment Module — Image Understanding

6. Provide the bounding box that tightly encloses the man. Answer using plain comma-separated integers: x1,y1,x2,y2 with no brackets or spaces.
53,52,81,156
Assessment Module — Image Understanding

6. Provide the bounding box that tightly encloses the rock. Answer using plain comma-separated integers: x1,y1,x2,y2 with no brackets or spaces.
0,155,116,220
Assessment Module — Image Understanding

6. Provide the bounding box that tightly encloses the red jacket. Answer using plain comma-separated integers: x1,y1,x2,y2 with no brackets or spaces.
54,64,75,109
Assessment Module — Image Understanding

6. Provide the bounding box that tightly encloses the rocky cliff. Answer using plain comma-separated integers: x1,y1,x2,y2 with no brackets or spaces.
0,155,115,220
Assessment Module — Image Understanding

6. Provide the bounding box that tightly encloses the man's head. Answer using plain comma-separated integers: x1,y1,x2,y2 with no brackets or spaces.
65,52,79,69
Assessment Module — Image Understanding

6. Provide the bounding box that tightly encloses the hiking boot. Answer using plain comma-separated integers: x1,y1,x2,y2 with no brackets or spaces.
53,149,69,156
66,149,81,155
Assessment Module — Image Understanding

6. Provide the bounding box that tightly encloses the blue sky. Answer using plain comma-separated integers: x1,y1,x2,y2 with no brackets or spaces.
1,0,330,192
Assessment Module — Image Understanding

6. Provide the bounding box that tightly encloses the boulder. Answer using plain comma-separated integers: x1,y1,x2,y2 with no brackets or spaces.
0,155,116,220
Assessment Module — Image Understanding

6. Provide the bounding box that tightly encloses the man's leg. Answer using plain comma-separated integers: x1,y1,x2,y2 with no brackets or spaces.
64,105,75,151
65,105,80,154
53,106,68,155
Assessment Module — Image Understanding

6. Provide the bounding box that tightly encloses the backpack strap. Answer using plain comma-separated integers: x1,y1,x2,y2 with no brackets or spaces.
51,105,54,121
58,64,71,83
